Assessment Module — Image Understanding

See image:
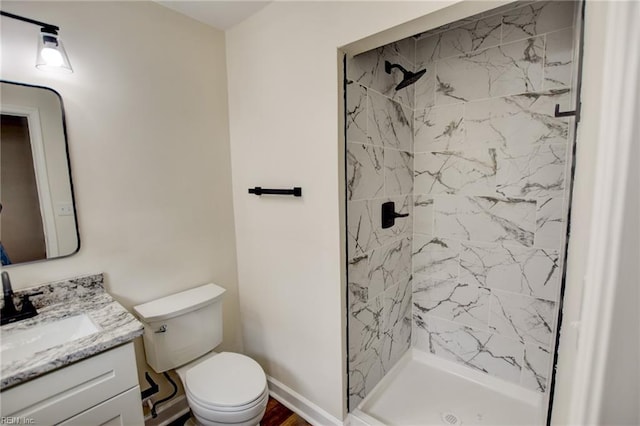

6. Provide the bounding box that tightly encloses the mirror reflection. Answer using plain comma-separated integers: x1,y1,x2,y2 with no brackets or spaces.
0,81,79,265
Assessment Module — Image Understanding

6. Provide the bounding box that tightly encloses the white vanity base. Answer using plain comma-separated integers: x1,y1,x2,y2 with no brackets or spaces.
1,342,143,425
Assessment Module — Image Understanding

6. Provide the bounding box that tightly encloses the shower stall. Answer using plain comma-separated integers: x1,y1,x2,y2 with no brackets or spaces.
344,1,582,424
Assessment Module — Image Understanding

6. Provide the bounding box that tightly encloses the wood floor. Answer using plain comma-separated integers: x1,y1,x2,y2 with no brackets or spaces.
168,397,310,426
261,397,311,426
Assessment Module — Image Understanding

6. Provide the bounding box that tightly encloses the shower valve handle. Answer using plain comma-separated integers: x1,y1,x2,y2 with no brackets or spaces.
381,201,409,229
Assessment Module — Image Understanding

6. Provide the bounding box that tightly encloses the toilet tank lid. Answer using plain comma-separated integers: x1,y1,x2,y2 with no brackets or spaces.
133,283,226,323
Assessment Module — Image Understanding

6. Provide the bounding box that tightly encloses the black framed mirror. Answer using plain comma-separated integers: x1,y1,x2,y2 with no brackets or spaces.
0,80,79,265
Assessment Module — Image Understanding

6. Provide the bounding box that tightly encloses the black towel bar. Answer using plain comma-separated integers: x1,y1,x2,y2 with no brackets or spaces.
248,187,302,197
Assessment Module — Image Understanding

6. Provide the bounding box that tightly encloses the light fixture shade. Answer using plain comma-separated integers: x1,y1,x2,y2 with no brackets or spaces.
36,30,72,73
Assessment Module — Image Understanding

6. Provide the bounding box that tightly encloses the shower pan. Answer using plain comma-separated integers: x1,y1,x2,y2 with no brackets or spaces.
344,1,583,424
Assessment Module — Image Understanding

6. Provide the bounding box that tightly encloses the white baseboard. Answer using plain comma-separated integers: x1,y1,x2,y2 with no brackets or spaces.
347,410,378,426
267,376,344,426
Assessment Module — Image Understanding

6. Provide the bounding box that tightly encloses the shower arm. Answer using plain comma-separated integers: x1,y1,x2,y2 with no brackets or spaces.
385,62,410,75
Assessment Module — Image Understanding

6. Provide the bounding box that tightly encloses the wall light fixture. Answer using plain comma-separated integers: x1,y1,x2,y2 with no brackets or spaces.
1,10,73,73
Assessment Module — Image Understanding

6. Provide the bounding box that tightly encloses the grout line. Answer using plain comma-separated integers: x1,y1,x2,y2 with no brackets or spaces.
420,309,553,369
356,75,576,116
501,24,576,48
346,140,413,154
353,80,415,110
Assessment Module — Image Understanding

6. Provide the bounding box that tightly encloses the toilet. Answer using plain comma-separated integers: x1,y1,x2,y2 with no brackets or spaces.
133,284,268,426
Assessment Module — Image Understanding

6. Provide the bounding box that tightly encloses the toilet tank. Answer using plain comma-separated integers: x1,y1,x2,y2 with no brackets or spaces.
133,283,226,373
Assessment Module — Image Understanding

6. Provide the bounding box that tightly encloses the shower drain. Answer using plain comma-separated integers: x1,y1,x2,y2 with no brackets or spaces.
441,412,461,425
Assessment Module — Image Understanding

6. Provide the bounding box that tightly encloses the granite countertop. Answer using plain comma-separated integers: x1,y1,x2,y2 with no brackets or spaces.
0,273,143,390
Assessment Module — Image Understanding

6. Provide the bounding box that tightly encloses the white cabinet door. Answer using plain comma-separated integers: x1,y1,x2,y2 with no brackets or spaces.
58,386,144,426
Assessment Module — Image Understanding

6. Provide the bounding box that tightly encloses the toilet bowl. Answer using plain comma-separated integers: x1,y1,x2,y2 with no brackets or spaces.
176,351,269,426
133,284,268,426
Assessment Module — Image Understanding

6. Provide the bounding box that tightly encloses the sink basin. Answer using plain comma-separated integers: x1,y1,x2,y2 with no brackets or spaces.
1,314,101,365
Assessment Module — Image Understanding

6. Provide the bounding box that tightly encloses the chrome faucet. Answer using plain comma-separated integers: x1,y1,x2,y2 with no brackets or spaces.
1,271,42,325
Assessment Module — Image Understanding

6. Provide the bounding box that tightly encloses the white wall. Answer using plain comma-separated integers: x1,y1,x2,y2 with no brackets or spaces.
225,1,475,419
599,130,639,425
0,0,242,387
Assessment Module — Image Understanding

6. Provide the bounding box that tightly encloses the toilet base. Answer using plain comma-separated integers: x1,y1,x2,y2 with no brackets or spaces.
186,408,265,426
185,419,263,426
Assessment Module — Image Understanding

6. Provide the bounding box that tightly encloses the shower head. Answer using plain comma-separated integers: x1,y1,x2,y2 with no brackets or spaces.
384,60,427,91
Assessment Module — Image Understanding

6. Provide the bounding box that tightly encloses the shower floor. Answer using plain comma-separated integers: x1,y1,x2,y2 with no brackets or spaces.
350,349,543,426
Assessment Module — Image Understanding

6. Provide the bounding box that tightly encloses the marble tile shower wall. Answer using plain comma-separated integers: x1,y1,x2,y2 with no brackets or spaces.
411,1,576,394
346,39,416,408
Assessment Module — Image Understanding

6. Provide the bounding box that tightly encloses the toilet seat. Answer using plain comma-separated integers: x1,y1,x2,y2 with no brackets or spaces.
187,386,268,424
184,352,267,409
177,352,268,425
187,385,268,412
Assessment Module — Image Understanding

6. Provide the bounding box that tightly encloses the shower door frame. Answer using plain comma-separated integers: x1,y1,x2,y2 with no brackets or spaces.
546,0,587,423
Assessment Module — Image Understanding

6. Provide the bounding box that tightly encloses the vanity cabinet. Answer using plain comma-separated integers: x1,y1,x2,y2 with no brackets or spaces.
1,342,143,425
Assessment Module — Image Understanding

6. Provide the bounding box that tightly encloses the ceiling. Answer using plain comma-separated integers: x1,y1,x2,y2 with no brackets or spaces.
155,1,271,30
